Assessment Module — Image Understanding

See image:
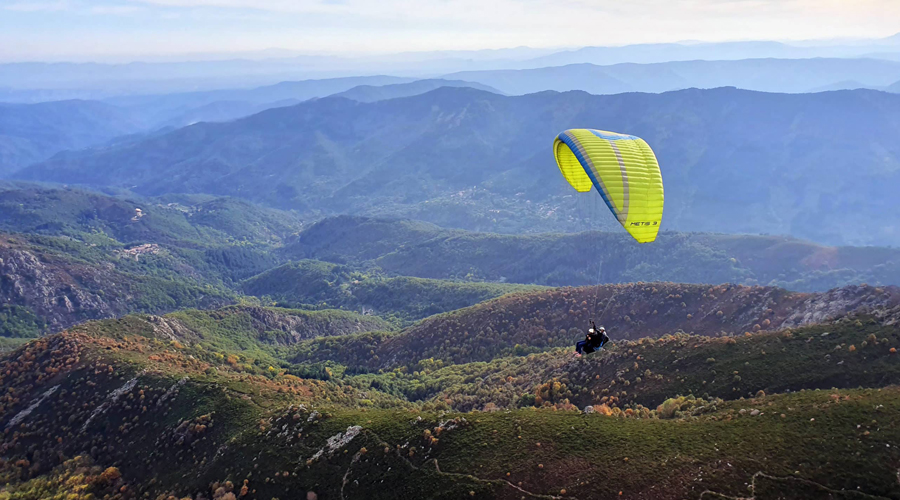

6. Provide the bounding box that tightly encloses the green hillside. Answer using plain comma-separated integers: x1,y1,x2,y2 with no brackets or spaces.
0,184,305,248
1,291,898,499
242,260,542,324
0,233,234,335
17,87,900,246
286,282,899,370
286,216,900,291
2,186,899,342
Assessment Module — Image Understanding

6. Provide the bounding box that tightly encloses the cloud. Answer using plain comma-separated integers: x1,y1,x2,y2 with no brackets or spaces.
90,4,143,14
117,0,900,39
2,0,71,11
3,0,899,60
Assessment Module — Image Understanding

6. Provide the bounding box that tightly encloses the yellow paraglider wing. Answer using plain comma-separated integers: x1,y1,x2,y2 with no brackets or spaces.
554,129,664,243
553,135,594,193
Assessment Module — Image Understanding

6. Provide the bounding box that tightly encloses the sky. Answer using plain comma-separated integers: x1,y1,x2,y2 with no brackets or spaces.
1,0,899,61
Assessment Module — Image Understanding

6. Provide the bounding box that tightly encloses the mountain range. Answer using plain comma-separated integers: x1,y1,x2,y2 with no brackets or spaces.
448,58,900,95
4,31,900,500
3,33,899,98
0,100,147,173
0,78,502,174
16,86,900,246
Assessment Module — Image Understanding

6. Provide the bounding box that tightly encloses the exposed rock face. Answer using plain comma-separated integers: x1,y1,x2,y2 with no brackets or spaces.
239,306,386,343
0,242,116,331
781,285,899,328
0,236,231,333
137,306,389,346
146,315,195,342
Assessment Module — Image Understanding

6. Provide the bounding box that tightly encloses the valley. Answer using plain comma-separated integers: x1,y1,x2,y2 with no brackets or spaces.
3,25,900,498
0,186,897,499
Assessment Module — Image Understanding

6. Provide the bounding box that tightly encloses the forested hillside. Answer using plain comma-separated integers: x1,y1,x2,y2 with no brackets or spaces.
0,185,305,246
286,216,900,290
0,233,233,335
287,282,900,369
1,282,898,499
0,101,146,175
242,260,540,324
18,87,900,246
1,186,898,340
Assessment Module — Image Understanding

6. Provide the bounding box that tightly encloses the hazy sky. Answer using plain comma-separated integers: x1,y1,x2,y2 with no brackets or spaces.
2,0,899,61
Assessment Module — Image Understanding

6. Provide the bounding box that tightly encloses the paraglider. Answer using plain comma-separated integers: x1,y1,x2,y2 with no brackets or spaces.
574,320,610,357
553,129,664,243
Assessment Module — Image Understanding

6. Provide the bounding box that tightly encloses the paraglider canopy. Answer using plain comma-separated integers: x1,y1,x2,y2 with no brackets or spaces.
554,129,664,243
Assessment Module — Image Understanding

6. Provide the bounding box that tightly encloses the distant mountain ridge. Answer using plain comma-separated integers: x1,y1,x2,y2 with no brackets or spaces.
3,33,900,98
102,75,413,128
0,100,147,175
519,34,900,68
331,79,502,102
18,86,900,246
446,58,900,95
0,77,498,175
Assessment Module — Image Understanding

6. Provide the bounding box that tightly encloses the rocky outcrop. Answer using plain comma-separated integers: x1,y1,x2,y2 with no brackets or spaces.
781,284,900,327
238,306,389,343
146,315,196,342
0,242,118,331
0,236,231,334
136,306,390,347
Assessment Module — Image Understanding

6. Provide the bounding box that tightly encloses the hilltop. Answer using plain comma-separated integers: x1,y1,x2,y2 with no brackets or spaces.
288,282,900,369
0,282,898,499
331,79,502,103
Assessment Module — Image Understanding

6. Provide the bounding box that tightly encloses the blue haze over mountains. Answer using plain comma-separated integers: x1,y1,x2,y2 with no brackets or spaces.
13,87,900,248
2,34,900,100
2,34,900,248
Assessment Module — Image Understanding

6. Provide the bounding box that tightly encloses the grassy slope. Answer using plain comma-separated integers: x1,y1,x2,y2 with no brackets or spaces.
1,315,899,499
356,317,900,412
